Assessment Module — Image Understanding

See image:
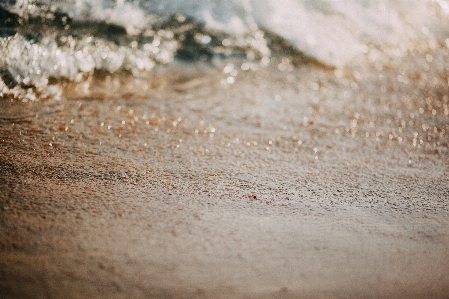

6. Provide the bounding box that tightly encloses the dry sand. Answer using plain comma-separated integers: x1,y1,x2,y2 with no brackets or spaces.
1,46,449,298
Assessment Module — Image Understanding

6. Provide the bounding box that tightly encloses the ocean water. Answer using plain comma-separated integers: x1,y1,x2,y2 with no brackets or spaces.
0,0,449,101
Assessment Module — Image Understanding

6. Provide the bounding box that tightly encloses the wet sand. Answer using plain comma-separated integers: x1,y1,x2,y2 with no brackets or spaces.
1,47,449,298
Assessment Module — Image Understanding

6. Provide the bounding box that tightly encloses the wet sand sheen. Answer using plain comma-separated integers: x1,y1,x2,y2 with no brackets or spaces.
1,48,449,298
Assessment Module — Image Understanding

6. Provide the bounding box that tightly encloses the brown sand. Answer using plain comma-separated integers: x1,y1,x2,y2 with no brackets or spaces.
1,46,449,298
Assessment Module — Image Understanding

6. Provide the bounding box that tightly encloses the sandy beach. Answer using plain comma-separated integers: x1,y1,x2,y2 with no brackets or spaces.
1,44,449,298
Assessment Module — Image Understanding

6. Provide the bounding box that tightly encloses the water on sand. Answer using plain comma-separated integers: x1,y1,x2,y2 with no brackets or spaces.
1,1,449,298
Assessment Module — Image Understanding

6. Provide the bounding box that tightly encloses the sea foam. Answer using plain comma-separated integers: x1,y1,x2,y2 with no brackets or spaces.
1,0,448,100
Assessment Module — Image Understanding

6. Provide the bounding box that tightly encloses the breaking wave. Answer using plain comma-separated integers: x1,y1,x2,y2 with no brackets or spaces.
1,0,448,101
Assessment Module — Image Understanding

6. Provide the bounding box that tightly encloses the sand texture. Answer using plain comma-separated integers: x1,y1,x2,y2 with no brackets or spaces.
1,47,449,298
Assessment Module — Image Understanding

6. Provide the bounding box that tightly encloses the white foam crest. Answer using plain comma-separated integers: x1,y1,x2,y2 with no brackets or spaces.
251,0,364,66
6,0,447,66
1,0,448,96
146,0,249,33
73,0,150,35
1,35,158,80
0,34,161,100
140,0,449,66
2,0,152,35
